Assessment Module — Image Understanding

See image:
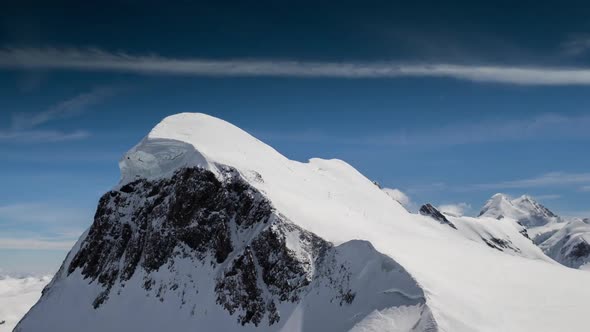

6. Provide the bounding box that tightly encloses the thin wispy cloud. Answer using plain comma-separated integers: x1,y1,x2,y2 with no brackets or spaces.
0,202,89,250
533,194,562,200
0,86,117,143
561,36,590,56
374,113,590,146
258,113,590,147
561,211,590,219
406,174,590,194
406,182,448,194
0,129,90,143
0,149,120,163
469,172,590,190
0,202,90,226
0,238,76,250
6,47,590,85
11,86,117,130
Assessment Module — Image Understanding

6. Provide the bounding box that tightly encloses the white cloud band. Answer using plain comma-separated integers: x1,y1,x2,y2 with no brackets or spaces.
3,47,590,85
0,238,75,250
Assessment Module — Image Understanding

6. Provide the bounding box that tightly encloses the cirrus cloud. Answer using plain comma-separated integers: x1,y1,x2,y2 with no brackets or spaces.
0,86,118,143
5,47,590,85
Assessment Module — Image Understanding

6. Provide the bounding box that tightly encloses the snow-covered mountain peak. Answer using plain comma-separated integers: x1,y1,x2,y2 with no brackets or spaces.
147,113,287,166
17,113,590,332
119,112,288,184
491,193,510,199
121,112,410,245
476,193,590,269
478,193,512,218
478,193,560,227
512,194,534,207
512,195,558,219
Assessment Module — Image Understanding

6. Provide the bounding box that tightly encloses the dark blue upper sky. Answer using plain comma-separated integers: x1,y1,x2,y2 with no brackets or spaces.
2,1,590,273
3,1,590,62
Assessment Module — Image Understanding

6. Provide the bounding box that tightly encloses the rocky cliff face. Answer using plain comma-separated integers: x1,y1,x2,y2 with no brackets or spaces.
17,165,436,331
67,166,274,311
419,204,456,229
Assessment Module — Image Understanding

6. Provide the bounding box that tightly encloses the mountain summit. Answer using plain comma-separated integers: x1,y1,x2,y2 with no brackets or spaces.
477,193,590,270
478,193,560,227
16,113,590,332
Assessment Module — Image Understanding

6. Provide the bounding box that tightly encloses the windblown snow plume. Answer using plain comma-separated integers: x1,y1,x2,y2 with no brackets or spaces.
382,188,411,208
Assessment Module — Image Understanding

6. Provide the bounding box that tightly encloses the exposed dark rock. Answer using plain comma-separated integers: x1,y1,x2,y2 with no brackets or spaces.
569,241,590,259
66,166,357,327
266,301,280,325
519,228,531,240
340,289,356,305
419,204,457,229
252,223,327,302
214,218,356,326
215,247,266,326
68,166,272,308
482,237,520,253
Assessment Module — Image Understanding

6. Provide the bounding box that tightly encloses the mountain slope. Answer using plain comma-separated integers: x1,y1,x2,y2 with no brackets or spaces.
18,166,435,331
416,202,550,261
534,219,590,269
17,113,590,332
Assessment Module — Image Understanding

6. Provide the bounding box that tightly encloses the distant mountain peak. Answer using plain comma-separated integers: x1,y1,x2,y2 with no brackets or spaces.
478,193,560,227
491,193,510,199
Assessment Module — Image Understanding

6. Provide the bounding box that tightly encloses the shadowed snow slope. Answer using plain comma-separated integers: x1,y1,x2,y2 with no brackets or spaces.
17,113,590,332
535,219,590,269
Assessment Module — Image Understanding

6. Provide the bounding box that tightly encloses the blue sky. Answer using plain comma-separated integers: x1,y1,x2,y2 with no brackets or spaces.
2,1,590,274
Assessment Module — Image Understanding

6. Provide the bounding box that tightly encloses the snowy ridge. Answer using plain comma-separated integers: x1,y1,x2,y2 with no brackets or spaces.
17,113,590,332
534,219,590,269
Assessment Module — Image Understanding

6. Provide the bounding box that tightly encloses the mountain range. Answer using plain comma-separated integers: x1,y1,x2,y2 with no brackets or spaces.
477,193,590,270
14,113,590,332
